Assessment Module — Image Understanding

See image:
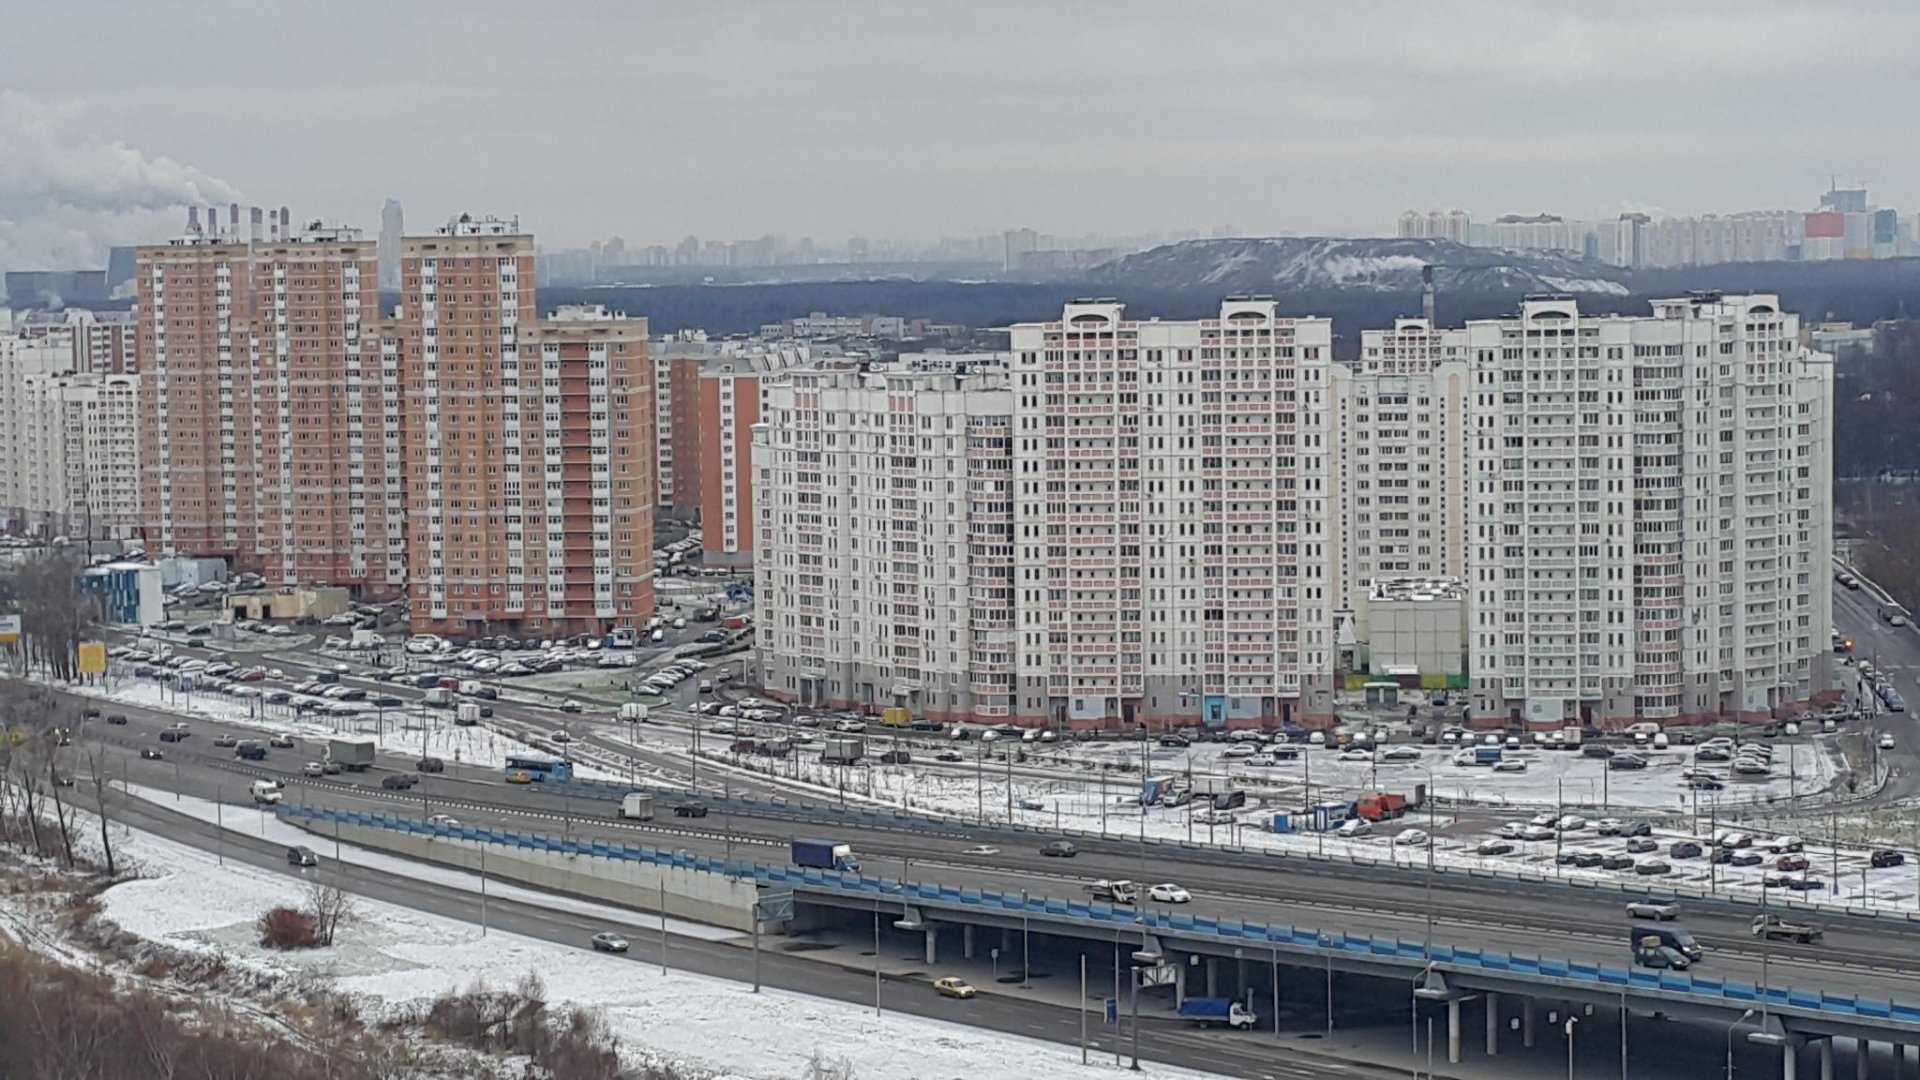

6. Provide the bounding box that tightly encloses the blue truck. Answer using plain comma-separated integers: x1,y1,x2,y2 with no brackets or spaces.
1177,997,1257,1030
792,838,861,872
1474,746,1503,765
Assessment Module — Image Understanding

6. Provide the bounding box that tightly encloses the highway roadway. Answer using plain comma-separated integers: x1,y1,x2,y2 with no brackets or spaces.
95,742,1412,1080
47,682,1920,1014
1832,577,1920,805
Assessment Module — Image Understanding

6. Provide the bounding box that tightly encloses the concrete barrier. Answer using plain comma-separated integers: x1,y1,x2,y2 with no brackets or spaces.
296,818,759,931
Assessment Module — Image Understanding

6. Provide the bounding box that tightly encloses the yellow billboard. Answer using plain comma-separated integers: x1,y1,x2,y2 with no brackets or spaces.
0,614,19,645
78,641,108,676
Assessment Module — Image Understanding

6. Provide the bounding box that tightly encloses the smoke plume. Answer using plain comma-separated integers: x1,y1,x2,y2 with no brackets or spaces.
0,91,242,275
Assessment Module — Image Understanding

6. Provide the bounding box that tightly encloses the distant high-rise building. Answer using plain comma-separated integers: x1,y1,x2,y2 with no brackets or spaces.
1002,227,1039,271
379,198,404,291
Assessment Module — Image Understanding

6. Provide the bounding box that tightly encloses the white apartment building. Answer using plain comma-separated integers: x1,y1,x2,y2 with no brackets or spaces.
1465,293,1832,726
1007,299,1340,729
1332,318,1471,652
755,299,1343,729
0,325,141,538
753,366,1016,721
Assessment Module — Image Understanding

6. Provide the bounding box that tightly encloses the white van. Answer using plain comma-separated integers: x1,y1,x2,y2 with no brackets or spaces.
1625,722,1662,737
250,779,284,805
1652,733,1670,750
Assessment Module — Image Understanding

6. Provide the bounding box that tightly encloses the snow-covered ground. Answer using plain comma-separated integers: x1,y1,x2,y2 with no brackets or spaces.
90,798,1224,1079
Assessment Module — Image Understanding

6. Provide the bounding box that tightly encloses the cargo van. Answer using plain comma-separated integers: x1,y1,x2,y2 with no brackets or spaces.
250,779,283,805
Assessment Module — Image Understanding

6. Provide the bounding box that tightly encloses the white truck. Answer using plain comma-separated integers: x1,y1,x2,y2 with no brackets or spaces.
423,687,454,708
619,703,650,723
455,702,482,727
620,793,655,820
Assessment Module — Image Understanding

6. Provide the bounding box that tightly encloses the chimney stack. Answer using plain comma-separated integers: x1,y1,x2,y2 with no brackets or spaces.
1421,264,1437,327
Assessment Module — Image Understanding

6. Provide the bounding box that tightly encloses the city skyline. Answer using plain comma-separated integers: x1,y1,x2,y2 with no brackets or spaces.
6,2,1920,270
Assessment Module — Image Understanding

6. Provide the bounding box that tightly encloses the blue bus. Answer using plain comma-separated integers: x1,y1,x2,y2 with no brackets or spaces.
504,754,574,783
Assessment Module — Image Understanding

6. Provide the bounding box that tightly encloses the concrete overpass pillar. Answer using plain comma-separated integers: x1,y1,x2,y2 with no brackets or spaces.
1205,957,1219,998
1447,998,1462,1065
1786,1041,1798,1080
1522,997,1536,1049
1485,992,1499,1057
1000,928,1013,954
924,927,937,965
962,924,975,960
1898,1043,1908,1080
1858,1039,1871,1080
1820,1038,1834,1080
1173,957,1187,1008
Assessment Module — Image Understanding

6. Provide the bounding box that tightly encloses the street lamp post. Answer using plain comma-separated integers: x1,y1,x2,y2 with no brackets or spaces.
1724,1008,1755,1080
1565,1016,1578,1080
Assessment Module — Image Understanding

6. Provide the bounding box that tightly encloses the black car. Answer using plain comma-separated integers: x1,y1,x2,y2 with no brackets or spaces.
158,730,181,743
81,707,101,719
1687,776,1726,791
373,695,404,708
264,691,292,705
1556,852,1580,866
1601,854,1636,870
416,756,445,773
1873,850,1907,869
1158,734,1191,748
1609,755,1648,771
1040,840,1078,858
380,774,418,790
1582,744,1615,759
140,748,164,760
1669,841,1704,859
1711,847,1734,865
105,713,128,725
1730,851,1764,867
877,750,912,765
337,688,367,702
1786,877,1826,892
674,802,709,818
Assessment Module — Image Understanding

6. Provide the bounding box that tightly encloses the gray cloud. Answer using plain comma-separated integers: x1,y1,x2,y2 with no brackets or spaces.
1,1,1916,257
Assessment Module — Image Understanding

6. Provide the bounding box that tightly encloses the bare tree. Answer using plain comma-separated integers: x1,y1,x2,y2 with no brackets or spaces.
84,743,116,877
46,750,76,868
8,743,47,857
306,880,357,947
5,555,98,684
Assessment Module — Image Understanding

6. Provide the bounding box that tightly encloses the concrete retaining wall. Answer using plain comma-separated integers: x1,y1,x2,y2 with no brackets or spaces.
300,819,759,932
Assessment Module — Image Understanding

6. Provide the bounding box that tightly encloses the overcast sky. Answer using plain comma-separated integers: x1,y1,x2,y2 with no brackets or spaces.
4,0,1918,268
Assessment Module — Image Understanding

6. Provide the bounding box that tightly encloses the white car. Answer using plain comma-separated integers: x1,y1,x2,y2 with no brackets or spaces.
1596,818,1627,835
1521,825,1555,841
1335,818,1372,838
1881,734,1897,750
1498,821,1528,839
1492,758,1527,773
960,845,999,856
1393,829,1429,847
1147,883,1192,904
1338,749,1373,762
1243,754,1279,768
1530,811,1558,827
1556,815,1588,832
1223,744,1258,758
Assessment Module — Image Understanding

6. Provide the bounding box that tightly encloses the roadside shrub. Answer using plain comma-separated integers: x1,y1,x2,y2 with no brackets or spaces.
258,905,320,949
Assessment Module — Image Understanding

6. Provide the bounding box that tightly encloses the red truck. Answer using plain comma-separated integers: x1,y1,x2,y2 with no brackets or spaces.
1354,793,1409,822
722,614,752,631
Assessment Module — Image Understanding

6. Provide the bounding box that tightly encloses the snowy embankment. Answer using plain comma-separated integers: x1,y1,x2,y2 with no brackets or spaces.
26,789,1225,1080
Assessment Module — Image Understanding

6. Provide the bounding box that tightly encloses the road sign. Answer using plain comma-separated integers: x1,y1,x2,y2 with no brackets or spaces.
0,615,19,645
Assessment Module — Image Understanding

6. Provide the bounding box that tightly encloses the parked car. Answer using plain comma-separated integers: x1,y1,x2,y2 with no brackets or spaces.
1477,839,1516,856
1635,859,1673,876
1872,850,1907,868
1626,837,1658,854
1601,854,1636,870
1669,841,1704,859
